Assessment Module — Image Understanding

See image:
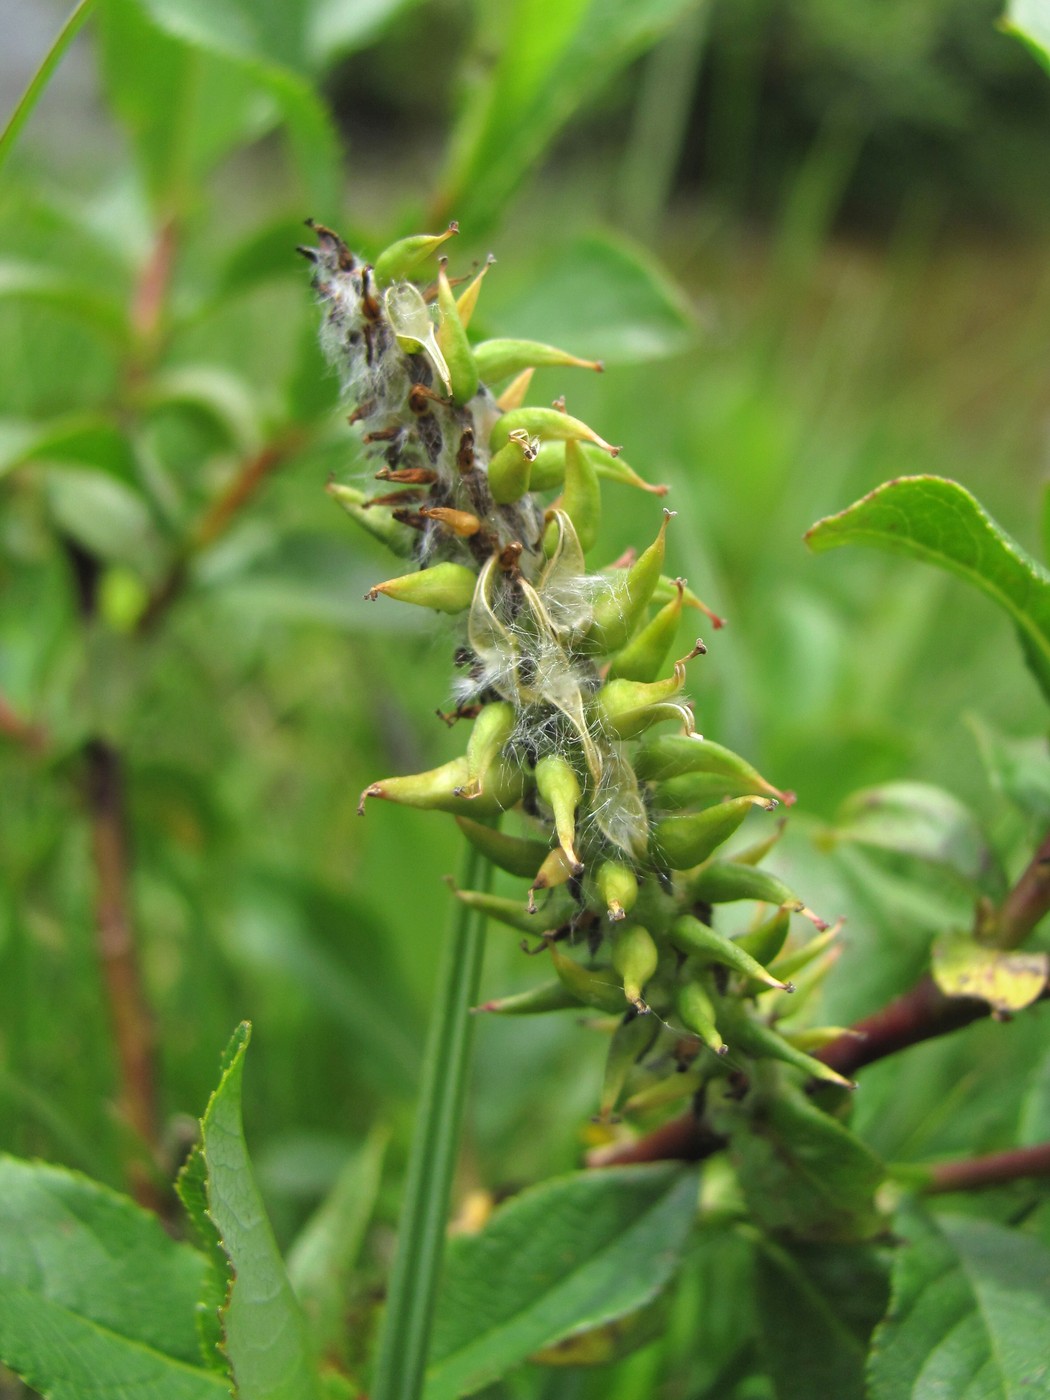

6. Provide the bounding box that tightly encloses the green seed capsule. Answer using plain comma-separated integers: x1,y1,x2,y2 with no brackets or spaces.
454,817,550,879
716,1003,855,1088
436,261,479,406
768,924,840,981
651,795,773,870
549,945,625,1013
365,562,477,614
606,580,684,683
489,407,618,457
585,445,669,496
558,440,601,552
652,575,725,630
611,923,659,1009
529,847,578,908
495,368,534,412
594,642,701,740
670,914,790,991
461,702,516,799
473,338,603,384
781,1025,857,1053
372,223,458,285
685,862,821,927
528,441,567,492
453,885,573,936
455,254,494,329
634,734,791,805
624,1068,704,1115
595,860,639,922
487,430,536,504
474,981,580,1015
600,1011,659,1118
360,754,525,818
587,512,671,654
384,281,452,392
326,483,416,557
534,755,583,870
733,909,792,966
675,979,727,1056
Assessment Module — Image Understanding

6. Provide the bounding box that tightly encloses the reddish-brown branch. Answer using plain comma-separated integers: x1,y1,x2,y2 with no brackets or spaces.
817,974,989,1078
130,219,177,353
588,1115,726,1168
0,690,47,753
85,738,162,1211
996,829,1050,948
925,1141,1050,1194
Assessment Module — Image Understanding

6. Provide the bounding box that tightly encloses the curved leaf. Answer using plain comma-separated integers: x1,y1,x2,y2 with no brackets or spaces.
869,1205,1050,1400
424,1164,698,1399
179,1024,322,1399
806,476,1050,702
0,1155,225,1398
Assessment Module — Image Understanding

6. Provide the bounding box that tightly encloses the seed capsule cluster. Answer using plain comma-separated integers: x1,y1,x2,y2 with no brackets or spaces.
303,222,850,1119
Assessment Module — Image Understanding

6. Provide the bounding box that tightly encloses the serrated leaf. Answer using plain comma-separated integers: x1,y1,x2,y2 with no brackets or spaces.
832,781,1005,898
755,1238,890,1400
424,1164,698,1399
931,932,1049,1013
438,0,701,232
806,476,1050,704
869,1205,1050,1399
193,1023,323,1400
490,232,697,366
0,1155,226,1398
714,1082,885,1244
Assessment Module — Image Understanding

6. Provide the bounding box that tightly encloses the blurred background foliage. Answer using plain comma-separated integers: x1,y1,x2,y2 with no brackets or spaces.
3,0,1050,1392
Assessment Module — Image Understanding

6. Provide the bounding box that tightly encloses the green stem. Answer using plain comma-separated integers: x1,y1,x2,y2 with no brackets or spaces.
371,840,490,1400
0,0,96,176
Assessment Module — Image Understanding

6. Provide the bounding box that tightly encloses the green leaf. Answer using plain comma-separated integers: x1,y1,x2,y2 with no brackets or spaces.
755,1238,890,1400
145,366,265,454
45,467,164,576
1005,0,1050,73
0,0,95,176
869,1205,1050,1400
1018,1044,1050,1146
424,1164,698,1399
0,260,128,344
286,1127,388,1365
438,0,701,231
489,231,697,366
967,715,1050,827
185,1023,323,1399
0,1155,226,1398
0,414,138,483
97,0,276,211
831,781,1005,899
305,0,420,69
805,476,1050,704
715,1082,885,1244
122,0,341,209
931,932,1049,1014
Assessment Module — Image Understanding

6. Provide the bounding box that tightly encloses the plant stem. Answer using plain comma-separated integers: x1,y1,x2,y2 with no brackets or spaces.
995,828,1050,948
85,738,162,1211
371,840,490,1400
0,0,95,176
0,690,47,753
922,1140,1050,1194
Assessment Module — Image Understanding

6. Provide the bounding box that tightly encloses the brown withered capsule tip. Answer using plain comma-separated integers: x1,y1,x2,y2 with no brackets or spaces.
364,588,380,601
783,981,796,994
357,784,382,814
716,1044,730,1056
295,244,319,262
608,901,626,922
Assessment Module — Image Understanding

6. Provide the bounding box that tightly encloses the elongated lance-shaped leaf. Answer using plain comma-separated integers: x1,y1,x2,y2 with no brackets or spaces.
806,474,1050,702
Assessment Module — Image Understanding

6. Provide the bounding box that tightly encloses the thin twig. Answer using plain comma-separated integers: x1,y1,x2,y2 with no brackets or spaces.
0,690,47,753
85,738,162,1211
995,828,1050,948
923,1140,1050,1194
